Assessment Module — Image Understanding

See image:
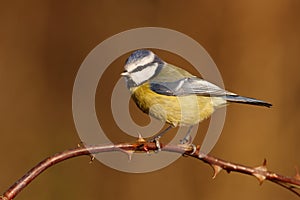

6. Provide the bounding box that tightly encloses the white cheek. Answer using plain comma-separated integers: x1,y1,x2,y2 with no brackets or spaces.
130,64,158,85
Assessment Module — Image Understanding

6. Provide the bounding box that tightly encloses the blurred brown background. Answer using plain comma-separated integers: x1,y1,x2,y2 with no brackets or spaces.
1,1,300,200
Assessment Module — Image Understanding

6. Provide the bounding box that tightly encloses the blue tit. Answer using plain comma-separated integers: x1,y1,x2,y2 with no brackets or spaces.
121,49,271,141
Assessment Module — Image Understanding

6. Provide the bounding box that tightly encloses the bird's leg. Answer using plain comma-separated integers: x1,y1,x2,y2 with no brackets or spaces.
180,126,194,144
148,125,173,142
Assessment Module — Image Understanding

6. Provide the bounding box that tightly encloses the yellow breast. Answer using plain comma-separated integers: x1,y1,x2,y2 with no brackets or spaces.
130,83,215,127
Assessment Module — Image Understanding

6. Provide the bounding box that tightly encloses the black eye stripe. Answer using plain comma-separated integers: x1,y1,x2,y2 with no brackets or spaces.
130,56,164,73
131,62,157,73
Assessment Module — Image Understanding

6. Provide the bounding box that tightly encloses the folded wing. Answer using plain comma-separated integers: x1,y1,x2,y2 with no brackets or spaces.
150,77,272,107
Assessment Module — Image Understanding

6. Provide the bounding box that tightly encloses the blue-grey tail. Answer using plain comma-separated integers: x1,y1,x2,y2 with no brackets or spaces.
225,95,272,108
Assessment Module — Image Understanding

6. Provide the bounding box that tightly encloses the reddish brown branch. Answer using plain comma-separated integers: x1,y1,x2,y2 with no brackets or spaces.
1,141,299,200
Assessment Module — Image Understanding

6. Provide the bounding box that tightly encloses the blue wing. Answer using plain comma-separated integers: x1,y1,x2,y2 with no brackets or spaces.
150,77,272,107
150,77,232,96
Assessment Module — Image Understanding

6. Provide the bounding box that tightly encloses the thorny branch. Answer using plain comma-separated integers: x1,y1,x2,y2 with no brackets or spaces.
1,138,300,200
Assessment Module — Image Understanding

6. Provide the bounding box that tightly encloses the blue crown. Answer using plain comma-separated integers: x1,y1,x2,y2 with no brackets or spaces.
125,49,151,65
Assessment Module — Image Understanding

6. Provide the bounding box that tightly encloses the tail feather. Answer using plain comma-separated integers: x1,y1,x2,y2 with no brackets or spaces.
225,95,272,108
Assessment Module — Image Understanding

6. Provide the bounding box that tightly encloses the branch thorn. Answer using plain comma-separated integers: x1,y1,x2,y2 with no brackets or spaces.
137,132,146,143
77,142,84,148
127,151,133,160
253,159,268,184
253,173,266,185
119,149,134,160
211,164,222,179
89,154,95,164
255,159,268,171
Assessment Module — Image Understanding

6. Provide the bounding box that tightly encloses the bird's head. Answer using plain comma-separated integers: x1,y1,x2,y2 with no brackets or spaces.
121,49,164,88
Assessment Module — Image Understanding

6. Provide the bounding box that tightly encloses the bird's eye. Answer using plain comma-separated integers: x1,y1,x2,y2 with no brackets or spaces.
131,65,146,73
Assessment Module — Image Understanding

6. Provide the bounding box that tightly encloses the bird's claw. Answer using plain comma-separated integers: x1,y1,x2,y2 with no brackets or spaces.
148,136,161,152
154,138,161,152
180,134,192,144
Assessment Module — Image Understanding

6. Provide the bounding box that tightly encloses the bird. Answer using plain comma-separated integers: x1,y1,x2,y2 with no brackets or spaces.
121,49,272,143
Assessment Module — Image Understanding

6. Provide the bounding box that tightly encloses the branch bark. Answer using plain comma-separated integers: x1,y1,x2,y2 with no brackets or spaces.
1,139,300,200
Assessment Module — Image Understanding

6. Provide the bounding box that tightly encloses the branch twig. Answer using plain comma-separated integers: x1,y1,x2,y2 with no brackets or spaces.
1,139,300,199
